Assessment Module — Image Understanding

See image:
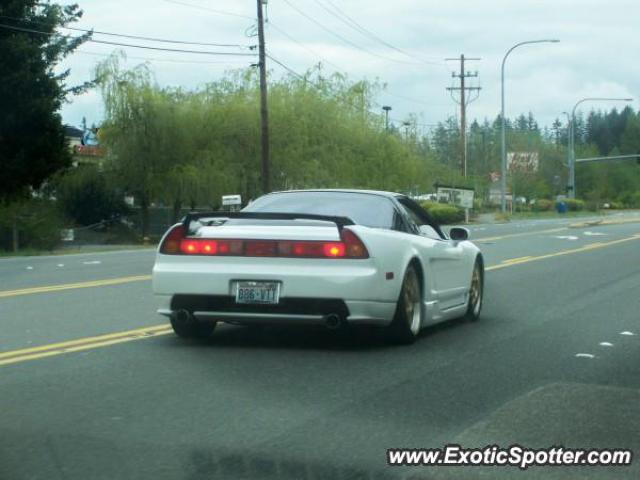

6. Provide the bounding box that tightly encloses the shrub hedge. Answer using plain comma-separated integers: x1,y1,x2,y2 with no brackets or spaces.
420,201,466,224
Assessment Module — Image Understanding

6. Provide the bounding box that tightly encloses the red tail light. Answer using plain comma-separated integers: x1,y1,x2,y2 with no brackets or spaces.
341,229,369,258
159,224,184,254
159,226,368,259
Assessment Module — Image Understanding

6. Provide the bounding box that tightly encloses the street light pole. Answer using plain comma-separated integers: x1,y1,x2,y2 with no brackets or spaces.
568,97,633,198
561,111,571,165
382,105,392,131
500,39,559,212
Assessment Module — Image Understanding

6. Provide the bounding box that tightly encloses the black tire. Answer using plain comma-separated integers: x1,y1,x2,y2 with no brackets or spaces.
170,314,217,339
387,264,423,345
463,258,484,322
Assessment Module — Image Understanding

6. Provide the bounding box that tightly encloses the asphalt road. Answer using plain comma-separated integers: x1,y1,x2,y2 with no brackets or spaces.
1,217,639,480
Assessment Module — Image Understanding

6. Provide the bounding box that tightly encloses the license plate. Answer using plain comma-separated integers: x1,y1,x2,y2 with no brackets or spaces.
235,281,280,305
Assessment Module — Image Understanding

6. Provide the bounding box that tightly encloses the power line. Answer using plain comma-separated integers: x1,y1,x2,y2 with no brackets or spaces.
267,21,433,112
75,49,252,66
281,0,422,66
267,20,343,72
160,0,254,20
383,90,433,107
0,15,249,48
0,23,257,56
314,0,444,67
266,52,402,121
266,53,307,80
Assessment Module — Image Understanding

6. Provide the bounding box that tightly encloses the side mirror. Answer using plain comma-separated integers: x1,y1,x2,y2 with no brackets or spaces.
449,227,469,241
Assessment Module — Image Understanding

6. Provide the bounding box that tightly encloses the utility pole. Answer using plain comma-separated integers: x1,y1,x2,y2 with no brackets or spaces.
445,54,481,178
256,0,270,194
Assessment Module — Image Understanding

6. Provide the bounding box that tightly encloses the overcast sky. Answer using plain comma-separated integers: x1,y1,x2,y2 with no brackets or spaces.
60,0,639,134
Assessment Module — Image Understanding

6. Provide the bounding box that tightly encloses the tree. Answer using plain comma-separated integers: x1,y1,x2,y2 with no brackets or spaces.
96,55,184,237
0,1,90,202
55,167,129,226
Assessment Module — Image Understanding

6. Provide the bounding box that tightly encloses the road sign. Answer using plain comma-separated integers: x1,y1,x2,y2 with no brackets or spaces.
436,185,475,209
507,151,539,172
222,195,242,207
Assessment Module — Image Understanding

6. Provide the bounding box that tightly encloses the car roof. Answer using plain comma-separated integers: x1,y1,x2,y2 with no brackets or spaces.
267,189,404,199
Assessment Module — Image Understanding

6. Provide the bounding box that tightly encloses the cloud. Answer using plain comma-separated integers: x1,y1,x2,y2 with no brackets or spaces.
59,0,640,131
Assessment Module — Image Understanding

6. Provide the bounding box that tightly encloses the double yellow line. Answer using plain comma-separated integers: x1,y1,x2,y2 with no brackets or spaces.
0,274,151,298
1,232,639,367
0,324,172,367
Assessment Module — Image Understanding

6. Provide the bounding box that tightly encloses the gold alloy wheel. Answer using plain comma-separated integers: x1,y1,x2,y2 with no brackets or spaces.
469,263,482,316
403,268,422,334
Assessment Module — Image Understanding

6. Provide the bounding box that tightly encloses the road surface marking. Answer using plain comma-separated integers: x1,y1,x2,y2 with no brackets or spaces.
0,324,172,366
0,274,152,298
475,227,567,243
486,234,640,271
553,235,579,240
499,256,533,265
599,342,614,347
620,331,636,336
1,232,639,367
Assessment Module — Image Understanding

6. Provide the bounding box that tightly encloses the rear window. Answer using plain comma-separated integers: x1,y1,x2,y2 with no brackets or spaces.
244,191,396,229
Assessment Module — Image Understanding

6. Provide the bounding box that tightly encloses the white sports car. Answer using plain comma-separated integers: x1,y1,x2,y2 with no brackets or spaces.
152,189,484,344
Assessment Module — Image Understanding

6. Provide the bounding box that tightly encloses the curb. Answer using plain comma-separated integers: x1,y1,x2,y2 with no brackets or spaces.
569,218,640,228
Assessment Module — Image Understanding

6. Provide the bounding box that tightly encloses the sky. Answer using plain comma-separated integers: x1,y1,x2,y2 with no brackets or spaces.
58,0,640,134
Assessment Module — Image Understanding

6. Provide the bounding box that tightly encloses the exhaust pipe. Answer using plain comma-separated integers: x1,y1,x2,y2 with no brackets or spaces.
172,309,195,326
324,313,342,330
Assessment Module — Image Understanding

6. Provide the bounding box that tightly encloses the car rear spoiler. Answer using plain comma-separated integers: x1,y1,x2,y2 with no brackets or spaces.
182,211,355,235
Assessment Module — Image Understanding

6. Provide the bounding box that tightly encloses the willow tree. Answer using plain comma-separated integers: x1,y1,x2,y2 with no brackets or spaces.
96,54,186,236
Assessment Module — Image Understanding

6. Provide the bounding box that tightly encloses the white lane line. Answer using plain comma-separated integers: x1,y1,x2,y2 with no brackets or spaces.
554,235,579,241
82,261,102,265
26,266,33,270
620,331,636,336
575,353,596,359
599,342,614,347
584,231,606,236
57,263,64,267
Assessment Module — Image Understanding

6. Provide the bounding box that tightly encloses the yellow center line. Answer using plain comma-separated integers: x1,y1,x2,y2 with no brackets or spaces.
500,256,533,265
1,232,639,368
0,324,172,366
486,234,640,271
0,274,152,298
475,226,568,243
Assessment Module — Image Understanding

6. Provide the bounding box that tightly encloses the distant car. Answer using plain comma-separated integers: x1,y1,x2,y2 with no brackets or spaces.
152,190,484,344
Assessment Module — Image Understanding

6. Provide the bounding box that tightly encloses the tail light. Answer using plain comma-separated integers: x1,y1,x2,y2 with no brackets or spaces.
159,224,184,254
158,226,369,259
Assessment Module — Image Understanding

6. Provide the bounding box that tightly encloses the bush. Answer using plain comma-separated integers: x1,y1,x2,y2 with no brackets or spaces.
0,199,63,251
421,201,465,224
585,201,599,212
620,192,640,208
55,167,129,226
532,199,553,212
564,199,585,211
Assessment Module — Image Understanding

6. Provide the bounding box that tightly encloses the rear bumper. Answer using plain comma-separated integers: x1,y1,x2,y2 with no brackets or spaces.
153,254,399,325
155,294,395,326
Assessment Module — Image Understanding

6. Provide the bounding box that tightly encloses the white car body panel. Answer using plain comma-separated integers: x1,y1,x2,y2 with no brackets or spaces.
152,190,482,330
